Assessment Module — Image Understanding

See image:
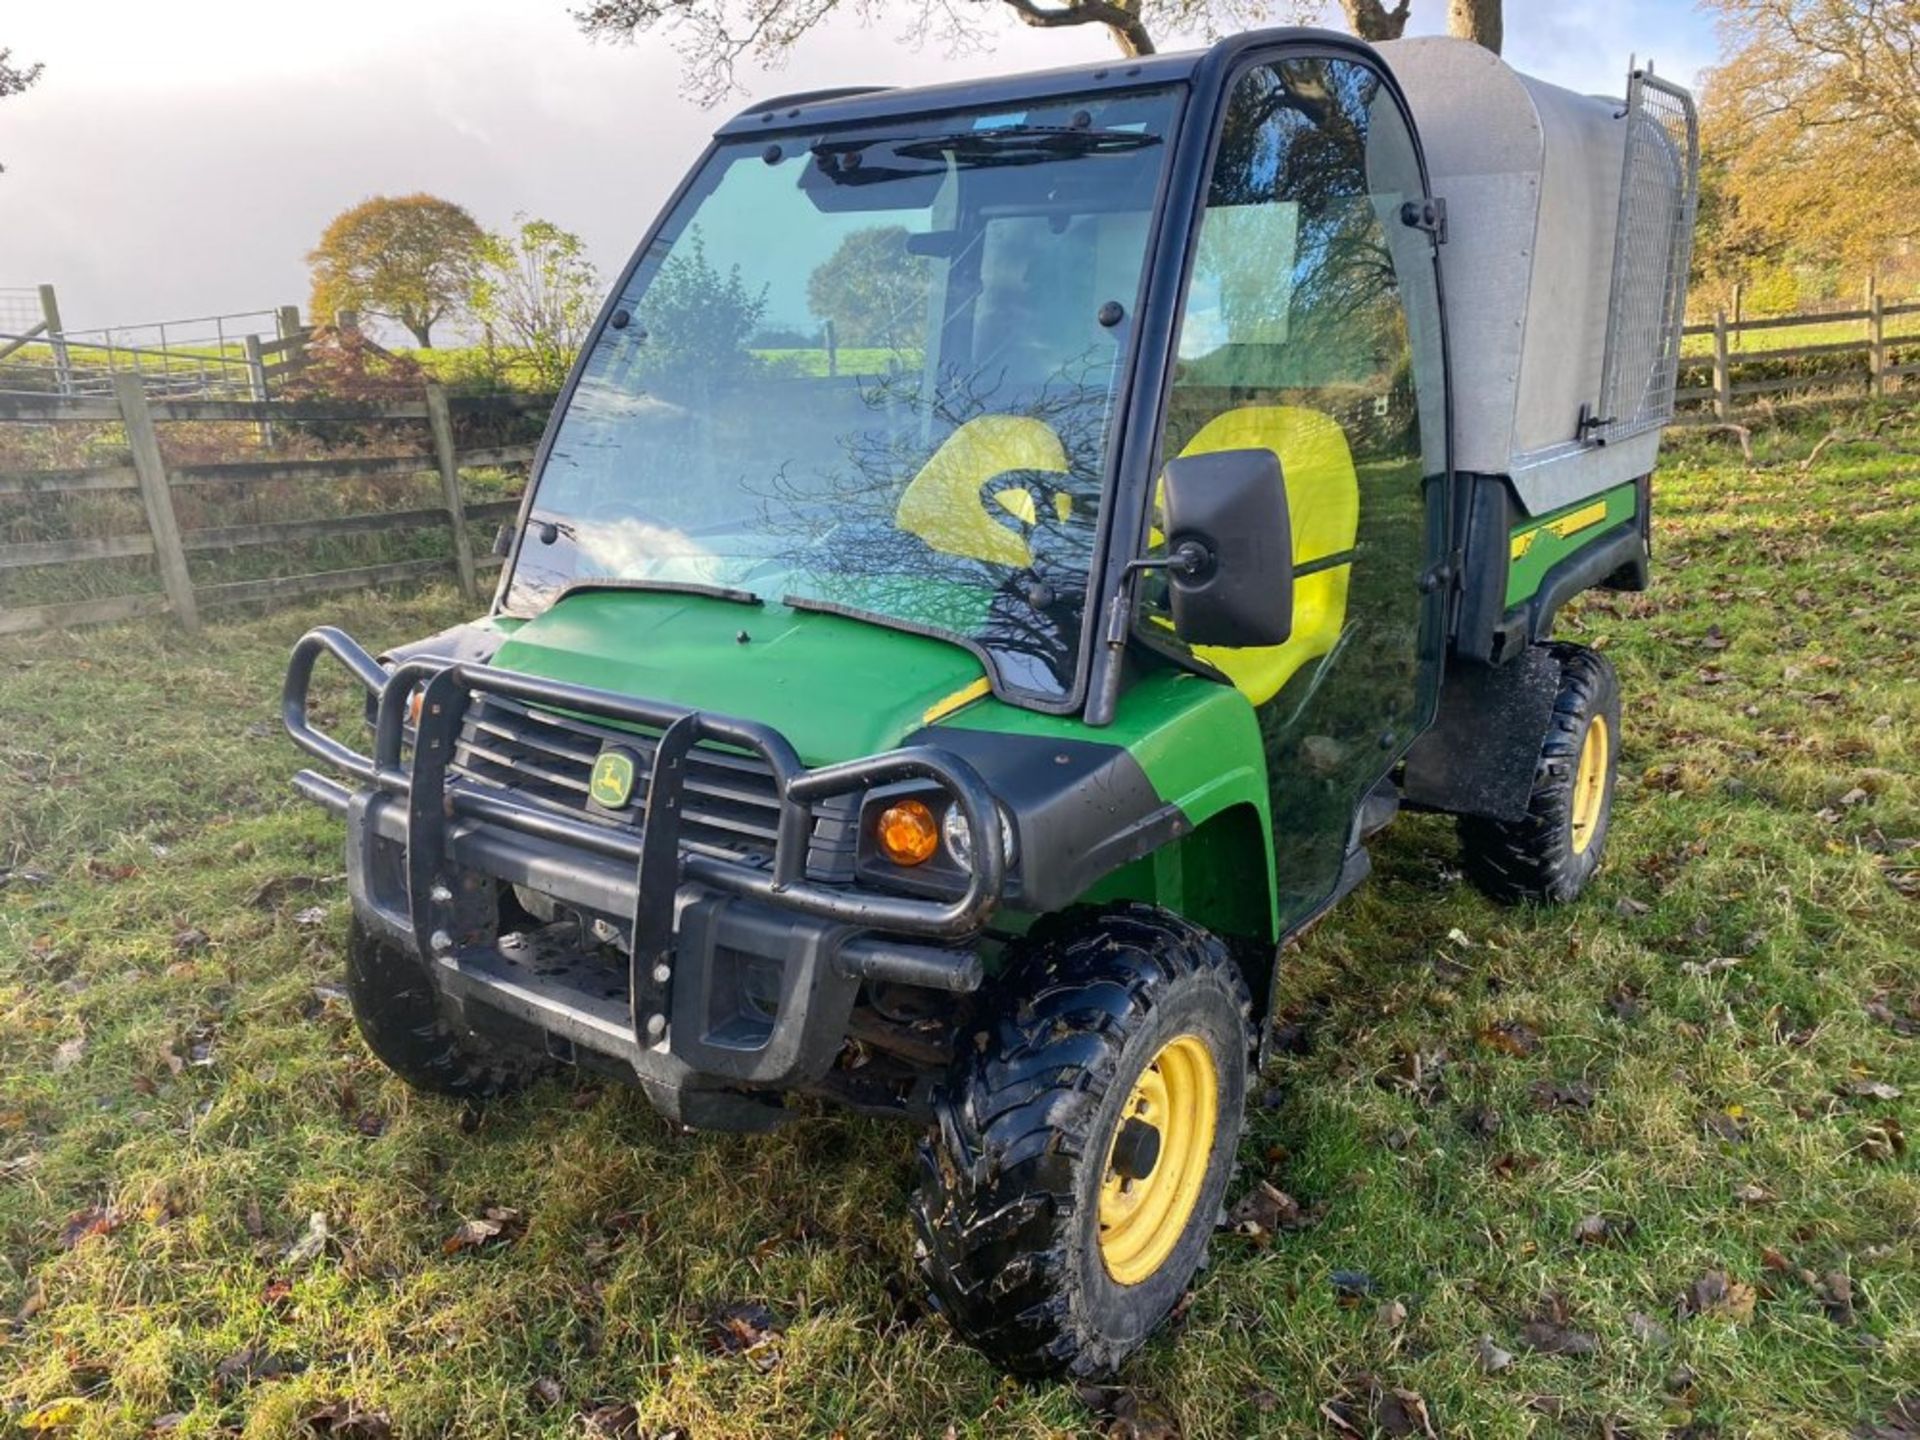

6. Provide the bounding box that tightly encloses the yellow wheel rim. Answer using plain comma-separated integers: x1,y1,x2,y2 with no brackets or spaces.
1097,1034,1218,1286
1570,714,1610,856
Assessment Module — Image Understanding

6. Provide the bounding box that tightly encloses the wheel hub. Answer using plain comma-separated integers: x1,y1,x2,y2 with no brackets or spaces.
1110,1116,1163,1182
1098,1033,1218,1286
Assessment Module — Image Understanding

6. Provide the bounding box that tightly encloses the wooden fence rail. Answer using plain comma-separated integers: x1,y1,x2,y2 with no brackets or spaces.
1677,297,1920,420
0,383,547,638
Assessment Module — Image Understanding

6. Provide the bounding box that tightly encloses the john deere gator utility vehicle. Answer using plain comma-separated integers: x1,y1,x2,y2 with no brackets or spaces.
285,31,1698,1375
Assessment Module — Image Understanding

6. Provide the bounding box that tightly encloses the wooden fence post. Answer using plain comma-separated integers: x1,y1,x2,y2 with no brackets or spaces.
243,331,271,423
1730,280,1742,351
425,382,479,604
38,283,71,396
1712,309,1731,420
1868,293,1886,399
114,372,199,632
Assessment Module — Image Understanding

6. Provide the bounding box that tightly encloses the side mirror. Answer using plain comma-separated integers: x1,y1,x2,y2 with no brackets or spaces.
1158,448,1293,648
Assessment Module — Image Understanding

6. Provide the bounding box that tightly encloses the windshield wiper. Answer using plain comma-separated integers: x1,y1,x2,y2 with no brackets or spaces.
815,125,1160,177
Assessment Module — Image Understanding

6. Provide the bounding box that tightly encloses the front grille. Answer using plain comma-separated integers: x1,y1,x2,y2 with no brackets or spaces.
451,693,786,861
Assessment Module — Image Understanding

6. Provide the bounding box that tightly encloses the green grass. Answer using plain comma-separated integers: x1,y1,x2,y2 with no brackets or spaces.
1,409,1916,1437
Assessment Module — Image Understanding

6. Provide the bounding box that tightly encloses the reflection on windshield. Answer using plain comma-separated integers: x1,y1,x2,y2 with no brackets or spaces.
507,88,1180,701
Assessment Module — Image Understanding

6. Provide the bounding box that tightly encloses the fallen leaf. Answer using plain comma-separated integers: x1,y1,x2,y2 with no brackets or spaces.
443,1206,523,1255
51,1037,85,1072
1614,896,1652,918
57,1204,124,1249
1376,1387,1437,1439
1700,1107,1751,1143
172,927,210,954
1516,1318,1599,1356
301,1399,393,1438
1814,1270,1855,1327
1680,1269,1756,1322
1605,985,1643,1021
20,1398,87,1432
1462,1105,1503,1139
213,1345,303,1395
1375,1298,1408,1329
284,1211,332,1266
1076,1381,1182,1439
294,906,329,928
1226,1180,1306,1240
528,1377,564,1411
578,1403,640,1439
1479,1019,1543,1057
1473,1335,1514,1372
1573,1213,1633,1246
1843,1079,1902,1101
1856,1116,1906,1163
1733,1182,1776,1206
1628,1311,1671,1347
707,1301,783,1372
1330,1270,1375,1303
1530,1078,1595,1112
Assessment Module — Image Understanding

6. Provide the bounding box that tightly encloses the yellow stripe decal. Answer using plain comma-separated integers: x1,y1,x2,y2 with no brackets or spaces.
1511,499,1611,561
921,676,992,725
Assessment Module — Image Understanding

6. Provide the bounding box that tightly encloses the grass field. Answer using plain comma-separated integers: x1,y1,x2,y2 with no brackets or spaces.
1,409,1916,1438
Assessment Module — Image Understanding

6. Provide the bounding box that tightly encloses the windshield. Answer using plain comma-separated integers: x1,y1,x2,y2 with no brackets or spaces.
505,87,1182,702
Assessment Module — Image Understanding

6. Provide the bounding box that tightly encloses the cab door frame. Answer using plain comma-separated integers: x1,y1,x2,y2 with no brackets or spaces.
1083,30,1454,728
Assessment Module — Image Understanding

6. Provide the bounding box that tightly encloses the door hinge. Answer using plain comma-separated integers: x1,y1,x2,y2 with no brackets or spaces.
1399,196,1447,245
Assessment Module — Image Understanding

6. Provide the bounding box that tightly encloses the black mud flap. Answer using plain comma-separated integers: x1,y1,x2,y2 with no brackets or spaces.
1400,645,1561,824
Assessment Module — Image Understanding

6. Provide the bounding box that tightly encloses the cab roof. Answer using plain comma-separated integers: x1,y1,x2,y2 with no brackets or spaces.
714,27,1366,140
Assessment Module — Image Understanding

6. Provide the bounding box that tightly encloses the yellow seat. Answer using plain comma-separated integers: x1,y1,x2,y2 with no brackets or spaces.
897,415,1070,570
1177,406,1358,707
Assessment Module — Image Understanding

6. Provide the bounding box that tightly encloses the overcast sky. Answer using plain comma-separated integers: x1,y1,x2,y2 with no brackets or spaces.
0,1,1718,336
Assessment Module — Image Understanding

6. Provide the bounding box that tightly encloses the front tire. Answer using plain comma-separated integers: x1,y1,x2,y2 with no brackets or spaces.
912,905,1253,1378
1458,641,1621,904
345,919,545,1099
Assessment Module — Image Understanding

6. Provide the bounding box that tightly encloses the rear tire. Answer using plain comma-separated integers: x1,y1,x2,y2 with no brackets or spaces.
345,919,544,1099
912,905,1253,1378
1458,641,1621,904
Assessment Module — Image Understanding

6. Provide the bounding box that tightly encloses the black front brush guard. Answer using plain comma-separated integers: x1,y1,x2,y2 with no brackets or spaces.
283,624,1006,974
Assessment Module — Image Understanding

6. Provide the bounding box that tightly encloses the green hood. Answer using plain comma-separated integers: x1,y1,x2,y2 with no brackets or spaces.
490,589,989,765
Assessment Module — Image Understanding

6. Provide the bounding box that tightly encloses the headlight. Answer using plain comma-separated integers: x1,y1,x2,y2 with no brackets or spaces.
942,802,1017,869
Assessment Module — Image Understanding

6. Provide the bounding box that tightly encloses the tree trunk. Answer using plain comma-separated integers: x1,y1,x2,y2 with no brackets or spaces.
1338,0,1411,41
1447,0,1502,54
408,321,434,349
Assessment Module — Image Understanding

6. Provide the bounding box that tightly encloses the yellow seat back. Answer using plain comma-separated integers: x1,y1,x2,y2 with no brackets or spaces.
896,416,1070,570
1177,406,1359,706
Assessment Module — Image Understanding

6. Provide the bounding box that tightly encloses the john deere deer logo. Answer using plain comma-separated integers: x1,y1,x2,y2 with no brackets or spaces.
589,749,637,808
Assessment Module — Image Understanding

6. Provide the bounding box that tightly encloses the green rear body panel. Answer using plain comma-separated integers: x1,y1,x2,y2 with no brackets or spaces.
1505,482,1638,607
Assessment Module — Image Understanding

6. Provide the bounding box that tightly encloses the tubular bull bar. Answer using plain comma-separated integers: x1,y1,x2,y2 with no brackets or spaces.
282,627,1003,1111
